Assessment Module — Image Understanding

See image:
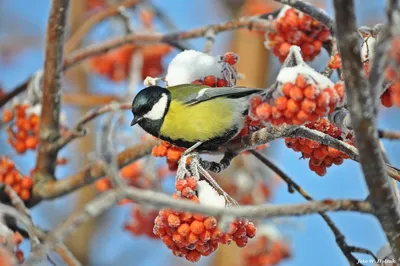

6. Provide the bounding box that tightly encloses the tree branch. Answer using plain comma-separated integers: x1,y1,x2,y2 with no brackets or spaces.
250,150,373,265
34,0,70,189
49,102,130,152
32,139,159,201
333,0,400,261
63,17,273,69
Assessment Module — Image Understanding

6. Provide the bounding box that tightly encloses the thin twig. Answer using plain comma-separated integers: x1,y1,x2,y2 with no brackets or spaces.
334,0,400,261
49,102,130,152
250,150,374,265
378,130,400,140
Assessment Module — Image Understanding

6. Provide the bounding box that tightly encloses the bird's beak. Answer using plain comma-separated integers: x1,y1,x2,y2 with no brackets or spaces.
130,116,143,126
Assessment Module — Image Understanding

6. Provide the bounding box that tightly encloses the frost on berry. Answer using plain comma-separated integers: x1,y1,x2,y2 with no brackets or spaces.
165,50,239,87
242,225,290,266
284,118,354,176
153,176,257,262
0,157,33,201
265,6,331,62
250,63,344,126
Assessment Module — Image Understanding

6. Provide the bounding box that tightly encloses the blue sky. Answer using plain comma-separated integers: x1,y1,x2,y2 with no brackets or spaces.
0,1,398,266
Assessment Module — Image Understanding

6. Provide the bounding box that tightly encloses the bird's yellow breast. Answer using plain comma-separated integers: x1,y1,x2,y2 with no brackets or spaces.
160,99,238,142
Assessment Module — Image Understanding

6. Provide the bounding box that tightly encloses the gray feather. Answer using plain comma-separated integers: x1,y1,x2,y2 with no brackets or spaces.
184,87,261,106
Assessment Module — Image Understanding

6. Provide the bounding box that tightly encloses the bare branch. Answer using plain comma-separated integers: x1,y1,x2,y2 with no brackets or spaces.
379,129,400,140
34,0,70,187
333,0,400,261
250,150,374,265
64,17,273,69
32,139,158,200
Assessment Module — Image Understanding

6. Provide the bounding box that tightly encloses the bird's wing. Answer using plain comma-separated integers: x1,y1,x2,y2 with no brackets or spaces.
183,87,262,106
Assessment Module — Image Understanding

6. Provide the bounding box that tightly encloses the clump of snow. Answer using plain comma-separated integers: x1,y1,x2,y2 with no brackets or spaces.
165,50,224,87
256,224,282,241
197,180,226,208
277,5,292,19
277,64,334,89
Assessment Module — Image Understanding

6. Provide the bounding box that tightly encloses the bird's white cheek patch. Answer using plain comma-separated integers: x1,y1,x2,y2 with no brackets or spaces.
143,93,168,120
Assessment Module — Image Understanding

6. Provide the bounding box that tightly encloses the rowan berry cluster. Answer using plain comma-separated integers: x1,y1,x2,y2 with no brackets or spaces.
2,104,39,154
383,37,400,107
152,141,186,171
124,206,159,239
95,161,143,192
0,157,33,201
0,231,24,264
250,73,344,126
191,75,228,87
243,235,290,266
285,118,353,176
265,7,331,62
153,176,257,262
90,44,172,82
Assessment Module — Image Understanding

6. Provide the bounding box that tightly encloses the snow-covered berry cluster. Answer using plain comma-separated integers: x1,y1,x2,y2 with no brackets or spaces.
328,53,341,70
124,206,159,239
285,118,353,176
265,6,331,62
0,157,33,201
250,65,344,126
2,104,40,154
153,176,256,262
165,50,239,87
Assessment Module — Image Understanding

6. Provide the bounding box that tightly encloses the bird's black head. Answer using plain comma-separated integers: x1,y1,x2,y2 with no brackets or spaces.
131,86,171,126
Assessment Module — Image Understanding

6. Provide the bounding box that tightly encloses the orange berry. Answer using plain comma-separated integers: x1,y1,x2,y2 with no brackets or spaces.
287,99,300,113
216,78,228,87
283,109,295,118
324,156,333,167
271,106,282,119
172,232,184,244
224,52,239,65
20,177,33,189
278,42,291,57
327,146,341,158
14,141,27,154
296,110,309,122
161,235,175,248
245,222,257,238
185,250,201,263
304,85,317,100
295,75,306,88
333,157,344,165
4,173,15,186
313,148,327,160
25,136,38,150
289,86,304,101
187,232,199,244
199,230,211,242
190,220,205,235
255,103,272,120
314,164,327,176
235,236,248,247
316,91,330,107
177,223,191,237
167,214,181,228
20,189,31,201
193,213,205,222
2,109,13,123
95,179,111,192
167,148,183,162
301,99,316,114
203,217,217,230
281,83,293,97
204,75,217,87
275,96,288,111
186,177,197,190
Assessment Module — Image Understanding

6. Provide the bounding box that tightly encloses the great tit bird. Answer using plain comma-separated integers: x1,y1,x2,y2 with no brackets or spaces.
131,84,261,152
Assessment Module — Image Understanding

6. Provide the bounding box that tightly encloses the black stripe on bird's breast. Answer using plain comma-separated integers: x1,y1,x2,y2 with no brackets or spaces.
159,126,239,151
